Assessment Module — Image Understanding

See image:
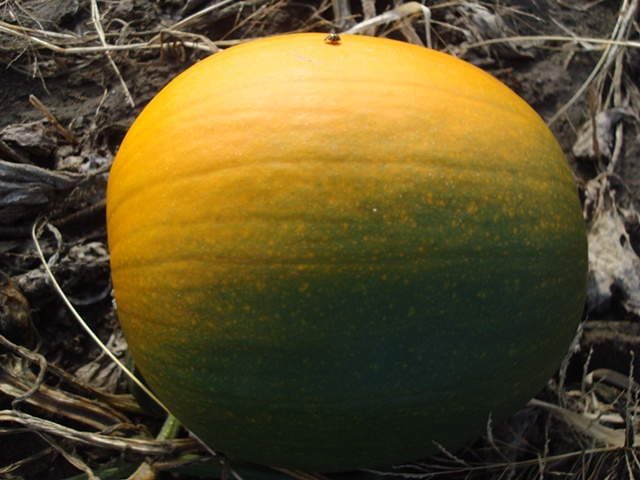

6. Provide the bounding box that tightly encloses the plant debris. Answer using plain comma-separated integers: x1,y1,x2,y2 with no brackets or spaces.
1,0,639,479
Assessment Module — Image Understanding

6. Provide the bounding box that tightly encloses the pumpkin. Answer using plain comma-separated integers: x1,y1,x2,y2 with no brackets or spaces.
107,33,588,472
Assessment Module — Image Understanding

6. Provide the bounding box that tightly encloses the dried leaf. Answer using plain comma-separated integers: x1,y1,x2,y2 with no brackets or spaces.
0,159,83,223
457,2,536,58
0,410,198,455
0,272,37,348
530,398,639,447
0,123,57,163
74,331,128,393
586,188,640,315
572,108,629,160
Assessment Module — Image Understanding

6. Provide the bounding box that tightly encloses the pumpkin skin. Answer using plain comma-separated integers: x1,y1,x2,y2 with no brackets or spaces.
107,33,588,472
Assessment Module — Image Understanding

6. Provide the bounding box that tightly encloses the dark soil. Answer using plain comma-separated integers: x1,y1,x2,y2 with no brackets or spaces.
1,1,639,479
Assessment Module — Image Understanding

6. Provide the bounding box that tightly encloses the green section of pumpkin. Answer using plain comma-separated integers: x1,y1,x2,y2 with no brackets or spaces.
107,33,588,471
123,257,583,469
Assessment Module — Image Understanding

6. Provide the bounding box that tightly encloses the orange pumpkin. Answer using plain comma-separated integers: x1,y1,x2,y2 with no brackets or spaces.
107,33,588,472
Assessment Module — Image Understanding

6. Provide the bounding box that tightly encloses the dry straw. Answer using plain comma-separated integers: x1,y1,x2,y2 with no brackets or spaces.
1,0,639,478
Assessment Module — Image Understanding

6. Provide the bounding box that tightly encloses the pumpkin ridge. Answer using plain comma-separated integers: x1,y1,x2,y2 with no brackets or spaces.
167,76,540,121
113,156,569,184
111,240,581,270
107,158,575,227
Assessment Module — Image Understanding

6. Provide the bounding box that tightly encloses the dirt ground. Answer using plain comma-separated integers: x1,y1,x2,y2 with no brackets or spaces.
1,1,639,479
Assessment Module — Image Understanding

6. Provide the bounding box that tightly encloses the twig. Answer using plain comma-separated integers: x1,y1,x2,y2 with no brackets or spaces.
162,0,243,34
39,432,100,480
548,49,610,126
466,35,640,51
0,334,47,408
529,398,640,447
361,445,626,477
0,344,131,430
0,21,218,54
625,351,636,448
361,0,376,24
28,95,75,142
0,447,54,476
272,468,332,480
551,17,597,50
549,0,638,125
332,0,353,30
128,414,193,479
0,139,31,164
42,351,144,414
90,0,134,108
0,410,200,455
0,19,83,41
556,0,606,11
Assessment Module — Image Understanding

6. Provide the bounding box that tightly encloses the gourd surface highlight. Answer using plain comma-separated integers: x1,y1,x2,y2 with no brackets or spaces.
107,33,588,472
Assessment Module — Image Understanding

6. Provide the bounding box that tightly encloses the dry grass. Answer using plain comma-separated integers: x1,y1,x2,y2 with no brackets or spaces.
1,0,639,479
